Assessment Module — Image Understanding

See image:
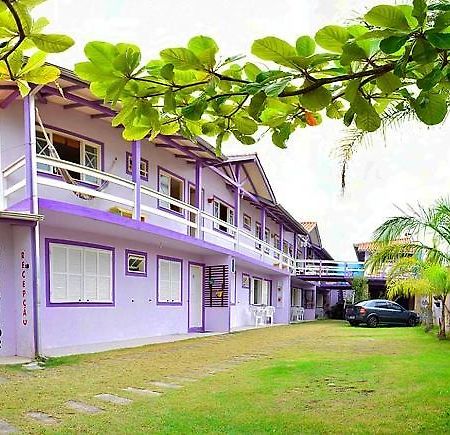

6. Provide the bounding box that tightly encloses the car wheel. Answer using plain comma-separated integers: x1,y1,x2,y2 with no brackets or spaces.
367,316,379,328
407,316,417,327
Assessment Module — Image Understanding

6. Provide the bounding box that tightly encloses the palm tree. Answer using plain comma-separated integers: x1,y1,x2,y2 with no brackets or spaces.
384,258,450,338
366,198,450,339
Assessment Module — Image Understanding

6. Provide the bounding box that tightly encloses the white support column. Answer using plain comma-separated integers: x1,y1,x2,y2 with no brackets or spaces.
24,95,38,214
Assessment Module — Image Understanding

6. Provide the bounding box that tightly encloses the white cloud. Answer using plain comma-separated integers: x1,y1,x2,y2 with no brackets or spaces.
36,0,450,259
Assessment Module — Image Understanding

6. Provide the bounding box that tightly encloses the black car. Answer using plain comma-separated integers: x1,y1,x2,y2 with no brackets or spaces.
345,299,420,328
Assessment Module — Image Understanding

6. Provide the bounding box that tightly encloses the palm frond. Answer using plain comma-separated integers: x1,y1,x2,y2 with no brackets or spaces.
337,102,417,192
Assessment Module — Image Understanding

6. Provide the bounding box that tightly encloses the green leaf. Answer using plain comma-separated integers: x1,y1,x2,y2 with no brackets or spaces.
412,92,447,125
31,17,49,33
435,11,450,30
24,65,59,84
272,123,291,148
417,67,443,91
425,32,450,49
244,62,261,82
20,50,46,75
123,125,151,141
160,63,174,81
412,0,427,27
161,119,180,135
264,77,291,97
233,115,258,135
113,47,141,76
376,72,402,93
315,25,349,53
187,35,218,67
30,34,74,53
260,108,288,127
412,38,437,64
296,36,315,57
247,92,266,121
352,96,381,132
16,79,30,97
326,100,345,119
232,130,256,145
344,80,361,103
160,48,202,70
379,35,409,54
75,62,114,82
364,5,411,30
299,85,332,111
343,108,355,127
83,41,117,70
164,89,176,113
340,42,367,65
251,37,297,67
181,98,208,121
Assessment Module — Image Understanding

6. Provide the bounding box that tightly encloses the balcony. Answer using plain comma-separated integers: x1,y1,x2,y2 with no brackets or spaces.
2,155,297,270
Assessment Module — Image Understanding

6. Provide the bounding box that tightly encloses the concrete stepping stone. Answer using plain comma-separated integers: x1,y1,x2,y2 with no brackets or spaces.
26,412,58,425
22,362,44,371
66,400,102,414
165,376,197,383
150,381,183,389
0,420,17,433
123,387,161,397
94,394,132,405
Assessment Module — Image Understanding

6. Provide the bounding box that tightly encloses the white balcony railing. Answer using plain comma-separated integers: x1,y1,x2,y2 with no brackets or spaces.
1,155,383,278
1,155,297,270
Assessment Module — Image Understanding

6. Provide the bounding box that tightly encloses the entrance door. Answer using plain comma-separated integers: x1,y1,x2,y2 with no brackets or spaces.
189,264,204,332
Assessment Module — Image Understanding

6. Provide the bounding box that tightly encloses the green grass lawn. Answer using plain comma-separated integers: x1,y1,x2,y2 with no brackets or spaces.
1,321,450,434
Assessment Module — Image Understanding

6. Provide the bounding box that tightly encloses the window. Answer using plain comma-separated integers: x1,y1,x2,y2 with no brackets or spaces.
213,198,234,234
157,257,182,304
159,169,184,214
255,222,262,250
250,278,270,305
283,240,293,256
125,250,147,277
36,128,102,184
126,152,149,181
264,228,270,254
243,214,252,231
273,234,280,259
291,288,302,306
302,289,314,309
48,241,113,304
242,273,250,289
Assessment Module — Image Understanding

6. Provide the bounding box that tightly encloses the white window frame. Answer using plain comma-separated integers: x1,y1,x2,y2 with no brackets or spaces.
255,222,262,250
126,152,149,181
158,169,184,213
126,251,147,276
250,278,270,306
157,257,182,304
36,128,102,184
48,242,113,304
264,228,270,254
243,214,252,231
291,288,302,306
213,198,235,234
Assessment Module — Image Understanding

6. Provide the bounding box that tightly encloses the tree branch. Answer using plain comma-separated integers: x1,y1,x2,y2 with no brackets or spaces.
0,0,26,78
279,63,395,97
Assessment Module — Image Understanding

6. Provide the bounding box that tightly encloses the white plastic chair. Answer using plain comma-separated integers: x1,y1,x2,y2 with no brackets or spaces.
297,307,305,321
251,306,264,326
265,306,275,325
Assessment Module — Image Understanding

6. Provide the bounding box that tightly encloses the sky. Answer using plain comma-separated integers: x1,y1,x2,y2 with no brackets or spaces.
35,0,450,260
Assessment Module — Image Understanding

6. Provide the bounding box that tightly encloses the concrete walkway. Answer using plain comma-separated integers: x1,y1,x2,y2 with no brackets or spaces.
0,356,32,366
43,331,226,357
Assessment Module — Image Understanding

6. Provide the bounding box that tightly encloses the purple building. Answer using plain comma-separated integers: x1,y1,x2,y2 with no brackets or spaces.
0,68,341,358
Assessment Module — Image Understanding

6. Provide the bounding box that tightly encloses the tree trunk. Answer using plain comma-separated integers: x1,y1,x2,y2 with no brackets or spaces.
438,295,447,339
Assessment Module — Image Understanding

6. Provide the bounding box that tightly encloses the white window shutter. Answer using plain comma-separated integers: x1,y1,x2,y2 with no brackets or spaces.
50,245,68,302
158,259,172,302
159,173,171,209
170,261,182,302
97,251,112,301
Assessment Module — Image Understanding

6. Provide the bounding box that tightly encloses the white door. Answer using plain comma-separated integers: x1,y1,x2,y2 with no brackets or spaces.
189,264,203,331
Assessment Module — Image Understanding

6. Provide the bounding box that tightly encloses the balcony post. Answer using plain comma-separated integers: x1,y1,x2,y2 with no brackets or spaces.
24,95,38,214
195,161,203,238
293,232,298,258
234,164,241,248
279,222,284,264
260,206,266,260
131,140,141,221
